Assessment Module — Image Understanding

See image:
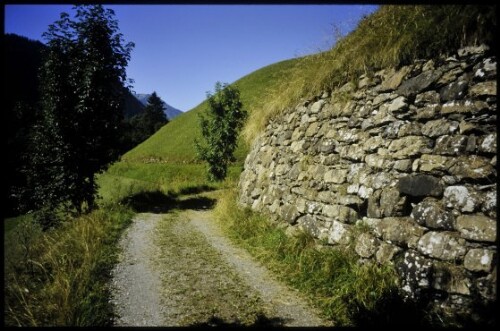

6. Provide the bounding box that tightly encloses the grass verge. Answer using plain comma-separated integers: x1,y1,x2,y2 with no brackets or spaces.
99,161,241,201
214,189,401,326
4,205,133,326
4,213,34,234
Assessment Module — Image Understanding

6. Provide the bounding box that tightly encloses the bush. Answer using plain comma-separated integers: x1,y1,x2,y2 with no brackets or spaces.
195,82,247,181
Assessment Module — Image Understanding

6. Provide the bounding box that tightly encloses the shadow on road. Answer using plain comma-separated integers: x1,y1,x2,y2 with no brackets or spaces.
177,184,216,196
190,314,288,327
122,189,216,213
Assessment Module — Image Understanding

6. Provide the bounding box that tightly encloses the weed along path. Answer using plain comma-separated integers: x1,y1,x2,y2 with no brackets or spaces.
110,195,329,327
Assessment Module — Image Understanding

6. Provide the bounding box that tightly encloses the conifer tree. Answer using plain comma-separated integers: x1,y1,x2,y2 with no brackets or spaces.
142,92,168,134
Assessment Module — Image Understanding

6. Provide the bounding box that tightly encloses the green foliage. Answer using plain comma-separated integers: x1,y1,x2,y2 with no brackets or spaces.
195,82,247,181
4,214,34,234
4,34,144,217
4,205,133,326
215,190,399,326
121,58,298,167
102,59,291,213
28,5,134,227
141,91,169,133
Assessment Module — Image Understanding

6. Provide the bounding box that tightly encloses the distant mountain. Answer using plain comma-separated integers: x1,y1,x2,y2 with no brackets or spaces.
133,93,183,120
4,34,46,112
123,89,145,118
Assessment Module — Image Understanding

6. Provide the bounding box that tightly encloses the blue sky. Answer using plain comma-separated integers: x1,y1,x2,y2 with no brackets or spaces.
5,4,378,111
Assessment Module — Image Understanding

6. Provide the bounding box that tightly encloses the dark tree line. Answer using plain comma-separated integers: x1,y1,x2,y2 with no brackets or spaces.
5,34,45,216
5,32,169,221
28,5,136,226
3,5,136,227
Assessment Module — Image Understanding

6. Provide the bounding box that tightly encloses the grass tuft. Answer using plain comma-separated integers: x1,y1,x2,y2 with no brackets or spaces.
4,205,133,326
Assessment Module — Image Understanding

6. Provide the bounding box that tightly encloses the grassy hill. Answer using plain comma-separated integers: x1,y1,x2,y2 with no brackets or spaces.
100,4,495,199
122,57,300,164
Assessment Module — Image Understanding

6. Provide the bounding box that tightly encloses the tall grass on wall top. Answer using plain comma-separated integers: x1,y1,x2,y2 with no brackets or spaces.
243,5,496,144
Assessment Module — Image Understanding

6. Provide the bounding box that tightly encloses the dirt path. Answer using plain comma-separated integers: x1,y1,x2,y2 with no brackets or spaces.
188,210,328,326
111,206,330,327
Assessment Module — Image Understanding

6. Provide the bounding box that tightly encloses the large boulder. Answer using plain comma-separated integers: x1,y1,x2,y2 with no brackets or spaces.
397,251,433,300
388,136,433,159
464,248,496,272
443,186,478,212
411,198,454,230
374,217,427,248
355,233,380,258
417,231,467,261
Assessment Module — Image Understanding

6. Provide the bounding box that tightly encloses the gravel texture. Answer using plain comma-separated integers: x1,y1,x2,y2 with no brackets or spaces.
111,205,329,326
110,213,166,326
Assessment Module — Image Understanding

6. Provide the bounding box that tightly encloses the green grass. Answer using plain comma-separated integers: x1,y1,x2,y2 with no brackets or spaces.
214,190,401,326
98,161,242,201
106,56,301,197
4,214,33,234
4,205,134,326
122,57,300,165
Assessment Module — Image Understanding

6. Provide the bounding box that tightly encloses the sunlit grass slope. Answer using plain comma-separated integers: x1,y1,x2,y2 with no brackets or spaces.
102,57,302,193
243,5,496,143
103,5,494,194
122,57,300,164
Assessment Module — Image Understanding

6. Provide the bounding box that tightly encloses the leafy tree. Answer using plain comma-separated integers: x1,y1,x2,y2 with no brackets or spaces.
195,82,247,181
29,5,134,226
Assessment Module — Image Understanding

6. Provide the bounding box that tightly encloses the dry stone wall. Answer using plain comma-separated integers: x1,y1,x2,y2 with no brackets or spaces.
239,45,497,320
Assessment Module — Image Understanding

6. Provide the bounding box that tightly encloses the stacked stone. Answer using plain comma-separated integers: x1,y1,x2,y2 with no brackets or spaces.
239,45,496,319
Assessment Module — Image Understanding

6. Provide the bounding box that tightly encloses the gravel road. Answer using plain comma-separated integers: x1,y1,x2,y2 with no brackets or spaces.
111,205,330,326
